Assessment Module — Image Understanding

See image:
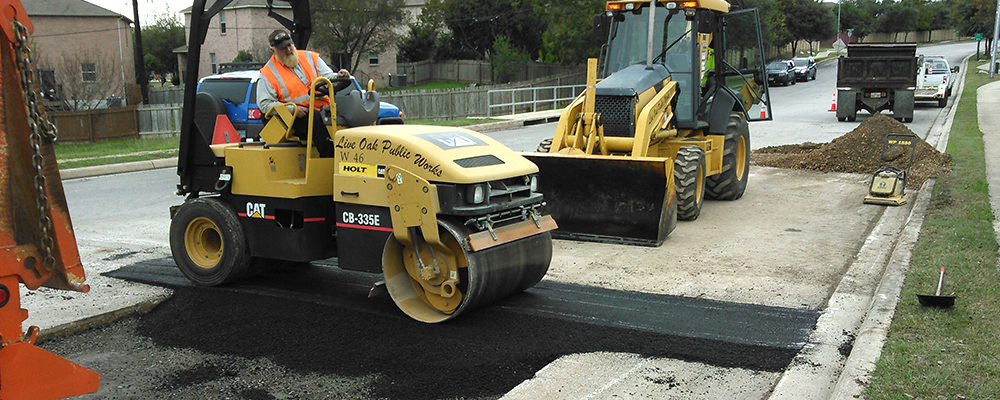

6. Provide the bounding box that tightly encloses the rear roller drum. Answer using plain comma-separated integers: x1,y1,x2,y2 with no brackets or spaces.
383,218,552,323
169,198,252,286
705,112,750,200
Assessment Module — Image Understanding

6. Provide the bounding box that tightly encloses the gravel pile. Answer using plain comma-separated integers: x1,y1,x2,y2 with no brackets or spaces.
751,114,952,187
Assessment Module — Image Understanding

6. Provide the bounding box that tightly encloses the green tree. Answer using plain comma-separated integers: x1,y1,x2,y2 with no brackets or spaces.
398,13,441,63
536,0,604,65
875,2,917,41
784,0,836,55
233,50,254,62
953,0,994,50
311,0,406,73
746,0,793,59
141,10,184,83
425,0,547,60
492,36,529,83
837,0,876,41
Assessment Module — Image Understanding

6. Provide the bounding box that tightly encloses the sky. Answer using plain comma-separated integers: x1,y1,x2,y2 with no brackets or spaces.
83,0,191,25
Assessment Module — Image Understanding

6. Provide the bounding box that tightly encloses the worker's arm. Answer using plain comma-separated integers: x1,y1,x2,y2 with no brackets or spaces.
256,73,295,117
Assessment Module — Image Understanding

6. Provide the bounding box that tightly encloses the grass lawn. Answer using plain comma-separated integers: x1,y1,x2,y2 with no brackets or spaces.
863,62,1000,399
55,136,179,169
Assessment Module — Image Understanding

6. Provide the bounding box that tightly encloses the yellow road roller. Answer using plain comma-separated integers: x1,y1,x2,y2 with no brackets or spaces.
169,0,555,323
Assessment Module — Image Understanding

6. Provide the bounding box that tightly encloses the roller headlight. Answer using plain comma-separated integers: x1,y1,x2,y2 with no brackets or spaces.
467,184,488,204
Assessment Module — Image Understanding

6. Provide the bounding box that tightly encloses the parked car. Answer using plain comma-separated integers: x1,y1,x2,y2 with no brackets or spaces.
790,56,817,81
197,70,403,141
766,60,796,86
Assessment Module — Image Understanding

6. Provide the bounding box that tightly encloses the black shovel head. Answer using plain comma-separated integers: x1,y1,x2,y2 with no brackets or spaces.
917,294,956,308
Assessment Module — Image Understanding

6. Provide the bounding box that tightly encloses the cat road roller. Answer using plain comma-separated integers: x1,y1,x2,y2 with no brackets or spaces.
170,0,555,323
524,0,770,246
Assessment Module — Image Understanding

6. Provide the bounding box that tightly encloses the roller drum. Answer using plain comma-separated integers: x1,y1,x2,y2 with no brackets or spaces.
383,218,552,323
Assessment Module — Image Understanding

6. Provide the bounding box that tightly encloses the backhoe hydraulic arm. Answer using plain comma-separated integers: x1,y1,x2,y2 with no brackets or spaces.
0,1,100,398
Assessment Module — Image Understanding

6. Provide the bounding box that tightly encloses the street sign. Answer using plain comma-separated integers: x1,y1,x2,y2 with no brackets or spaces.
976,33,984,41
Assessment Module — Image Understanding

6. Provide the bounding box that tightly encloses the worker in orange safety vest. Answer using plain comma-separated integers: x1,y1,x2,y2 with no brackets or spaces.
257,29,350,157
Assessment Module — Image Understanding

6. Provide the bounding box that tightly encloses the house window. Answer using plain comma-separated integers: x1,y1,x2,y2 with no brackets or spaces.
81,63,96,83
219,11,227,34
211,53,217,74
369,51,379,66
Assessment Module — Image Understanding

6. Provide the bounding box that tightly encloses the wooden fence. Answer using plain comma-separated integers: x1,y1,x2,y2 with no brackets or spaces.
49,106,139,143
138,104,183,137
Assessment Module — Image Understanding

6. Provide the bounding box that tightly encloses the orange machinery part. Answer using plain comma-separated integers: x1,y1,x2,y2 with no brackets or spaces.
0,0,100,398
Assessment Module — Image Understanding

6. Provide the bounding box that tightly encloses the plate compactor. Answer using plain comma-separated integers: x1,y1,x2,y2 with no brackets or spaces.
864,133,918,206
171,0,556,323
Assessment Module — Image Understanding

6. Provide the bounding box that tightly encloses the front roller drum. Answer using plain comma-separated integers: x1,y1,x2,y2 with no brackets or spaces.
383,218,552,323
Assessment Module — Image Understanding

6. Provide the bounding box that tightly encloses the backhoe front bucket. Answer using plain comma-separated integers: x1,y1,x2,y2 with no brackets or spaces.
523,152,677,246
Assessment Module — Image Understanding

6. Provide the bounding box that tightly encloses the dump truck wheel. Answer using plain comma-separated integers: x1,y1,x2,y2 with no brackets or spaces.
536,138,553,153
170,198,252,286
674,145,706,221
705,112,750,200
383,218,551,323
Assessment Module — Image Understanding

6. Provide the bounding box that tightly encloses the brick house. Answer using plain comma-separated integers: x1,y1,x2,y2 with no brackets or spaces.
23,0,137,107
177,0,421,87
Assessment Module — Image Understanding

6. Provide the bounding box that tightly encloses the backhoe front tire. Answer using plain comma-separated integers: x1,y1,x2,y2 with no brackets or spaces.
675,146,706,221
705,112,750,201
170,198,252,286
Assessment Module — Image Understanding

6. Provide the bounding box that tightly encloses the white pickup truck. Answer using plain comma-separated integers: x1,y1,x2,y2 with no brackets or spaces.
915,56,956,108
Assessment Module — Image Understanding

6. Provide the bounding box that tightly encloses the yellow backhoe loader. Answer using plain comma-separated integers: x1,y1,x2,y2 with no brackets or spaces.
170,0,555,323
524,0,770,246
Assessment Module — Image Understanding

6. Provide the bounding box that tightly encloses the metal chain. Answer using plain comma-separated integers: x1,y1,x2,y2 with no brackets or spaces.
13,21,57,273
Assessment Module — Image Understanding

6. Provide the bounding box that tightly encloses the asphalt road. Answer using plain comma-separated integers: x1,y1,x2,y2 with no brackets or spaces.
31,41,976,399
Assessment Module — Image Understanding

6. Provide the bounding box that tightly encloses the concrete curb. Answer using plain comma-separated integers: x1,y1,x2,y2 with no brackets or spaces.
35,291,173,343
61,157,178,180
829,179,932,398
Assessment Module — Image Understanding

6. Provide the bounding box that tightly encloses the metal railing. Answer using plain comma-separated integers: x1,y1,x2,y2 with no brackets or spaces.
487,85,586,117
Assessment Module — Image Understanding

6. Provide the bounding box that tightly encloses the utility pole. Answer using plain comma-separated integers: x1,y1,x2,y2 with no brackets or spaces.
133,0,149,104
992,0,1000,77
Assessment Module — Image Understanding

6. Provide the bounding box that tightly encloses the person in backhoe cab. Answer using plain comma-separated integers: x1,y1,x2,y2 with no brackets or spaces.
257,29,350,157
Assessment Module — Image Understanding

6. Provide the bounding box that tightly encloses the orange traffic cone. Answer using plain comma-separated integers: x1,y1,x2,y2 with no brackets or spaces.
829,93,837,112
759,102,767,118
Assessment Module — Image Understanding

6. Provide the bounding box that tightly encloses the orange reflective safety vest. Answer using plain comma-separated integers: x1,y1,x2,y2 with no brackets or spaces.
259,50,330,109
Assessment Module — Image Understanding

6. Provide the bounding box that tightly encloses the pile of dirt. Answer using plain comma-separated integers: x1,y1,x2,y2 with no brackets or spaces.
750,114,952,187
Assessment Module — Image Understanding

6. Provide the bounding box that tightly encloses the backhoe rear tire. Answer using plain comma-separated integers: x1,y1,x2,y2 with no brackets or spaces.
705,112,750,201
675,146,706,221
170,198,252,286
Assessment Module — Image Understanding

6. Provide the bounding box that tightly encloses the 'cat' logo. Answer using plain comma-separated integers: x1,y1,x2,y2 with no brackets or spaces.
246,202,266,218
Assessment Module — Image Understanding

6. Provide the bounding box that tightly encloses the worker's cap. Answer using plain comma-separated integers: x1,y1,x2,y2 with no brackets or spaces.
268,30,293,49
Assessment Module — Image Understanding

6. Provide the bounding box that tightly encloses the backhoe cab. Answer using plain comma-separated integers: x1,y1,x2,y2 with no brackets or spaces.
525,0,769,246
170,0,556,323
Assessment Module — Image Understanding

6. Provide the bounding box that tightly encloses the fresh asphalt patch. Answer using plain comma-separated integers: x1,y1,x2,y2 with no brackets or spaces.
103,258,820,398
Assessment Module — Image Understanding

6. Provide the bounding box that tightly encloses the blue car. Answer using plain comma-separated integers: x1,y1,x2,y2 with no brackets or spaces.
197,70,403,141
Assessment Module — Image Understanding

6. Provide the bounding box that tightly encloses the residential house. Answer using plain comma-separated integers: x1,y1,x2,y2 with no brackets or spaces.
23,0,137,107
178,0,421,87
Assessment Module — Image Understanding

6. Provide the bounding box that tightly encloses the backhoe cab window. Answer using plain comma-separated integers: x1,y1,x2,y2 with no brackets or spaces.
604,7,694,75
604,6,698,124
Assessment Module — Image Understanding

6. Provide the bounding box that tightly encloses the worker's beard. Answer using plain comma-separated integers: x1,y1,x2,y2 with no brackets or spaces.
277,51,298,68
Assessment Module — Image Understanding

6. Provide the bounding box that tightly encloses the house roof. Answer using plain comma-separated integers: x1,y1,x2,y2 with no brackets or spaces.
23,0,130,21
180,0,290,14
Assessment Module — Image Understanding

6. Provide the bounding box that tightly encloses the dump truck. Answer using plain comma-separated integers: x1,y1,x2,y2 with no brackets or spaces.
836,43,918,123
0,1,100,397
170,0,555,323
524,0,770,246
